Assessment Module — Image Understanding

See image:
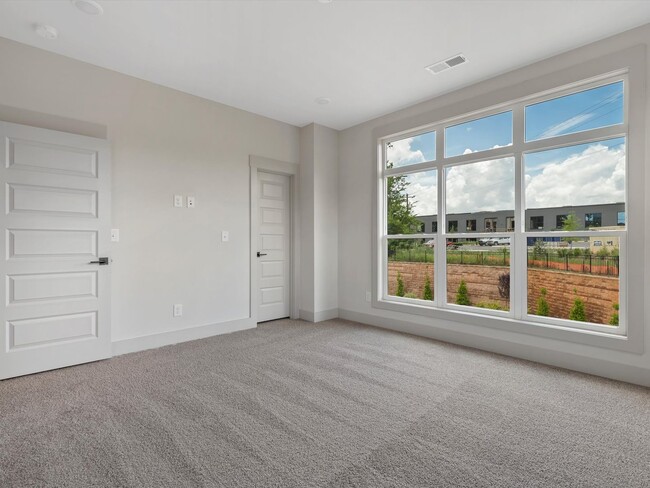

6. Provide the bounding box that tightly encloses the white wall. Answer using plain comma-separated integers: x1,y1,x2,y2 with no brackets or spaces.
338,24,650,387
0,37,300,348
299,123,339,321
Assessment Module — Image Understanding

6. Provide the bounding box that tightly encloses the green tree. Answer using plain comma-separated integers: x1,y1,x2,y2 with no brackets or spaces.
609,303,619,326
387,160,422,238
536,288,549,316
561,212,579,248
396,272,405,297
456,280,470,306
423,274,433,301
569,291,587,322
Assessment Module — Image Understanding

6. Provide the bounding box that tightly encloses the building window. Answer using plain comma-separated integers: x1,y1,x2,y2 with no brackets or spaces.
485,218,497,232
585,213,602,228
380,74,628,336
530,216,544,230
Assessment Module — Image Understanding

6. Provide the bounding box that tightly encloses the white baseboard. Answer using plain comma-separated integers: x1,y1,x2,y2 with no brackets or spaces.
339,308,650,388
299,308,339,323
112,318,256,356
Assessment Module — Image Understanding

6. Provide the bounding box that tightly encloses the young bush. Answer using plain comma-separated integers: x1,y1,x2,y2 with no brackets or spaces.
423,275,433,301
536,288,550,316
396,272,405,297
456,280,471,306
404,292,418,299
497,272,510,299
609,303,619,326
569,291,587,322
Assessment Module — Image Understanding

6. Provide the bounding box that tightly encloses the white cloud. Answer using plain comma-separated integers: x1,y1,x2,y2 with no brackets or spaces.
525,142,625,208
538,113,593,139
404,171,437,216
445,158,515,214
387,138,426,168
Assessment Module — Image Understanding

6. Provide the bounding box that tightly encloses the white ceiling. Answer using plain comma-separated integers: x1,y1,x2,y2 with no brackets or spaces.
1,1,650,130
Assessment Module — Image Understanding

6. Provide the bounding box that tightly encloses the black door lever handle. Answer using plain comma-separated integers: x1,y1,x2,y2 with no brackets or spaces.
89,257,110,265
256,252,268,257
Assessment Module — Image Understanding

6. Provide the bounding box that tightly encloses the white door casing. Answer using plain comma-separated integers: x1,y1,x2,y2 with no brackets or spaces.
256,171,291,322
0,121,111,380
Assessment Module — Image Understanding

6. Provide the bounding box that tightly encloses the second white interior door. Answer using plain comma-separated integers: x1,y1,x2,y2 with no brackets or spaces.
257,171,291,322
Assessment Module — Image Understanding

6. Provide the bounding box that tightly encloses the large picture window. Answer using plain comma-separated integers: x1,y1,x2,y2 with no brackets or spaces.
380,74,628,335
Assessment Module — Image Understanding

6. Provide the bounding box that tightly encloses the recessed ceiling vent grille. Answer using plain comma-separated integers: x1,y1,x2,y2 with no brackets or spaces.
425,54,467,75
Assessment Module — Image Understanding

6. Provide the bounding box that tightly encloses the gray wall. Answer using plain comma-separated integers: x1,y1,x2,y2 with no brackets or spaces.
0,37,300,344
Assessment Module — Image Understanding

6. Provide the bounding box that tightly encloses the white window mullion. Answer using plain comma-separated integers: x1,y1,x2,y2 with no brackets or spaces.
513,103,526,320
435,137,445,307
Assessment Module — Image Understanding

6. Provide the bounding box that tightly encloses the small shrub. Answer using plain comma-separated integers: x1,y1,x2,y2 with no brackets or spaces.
456,280,471,306
609,303,619,326
423,275,433,301
536,288,549,316
404,292,418,299
396,272,405,297
475,301,506,311
569,292,587,322
533,240,545,259
497,272,510,299
573,248,583,257
596,247,610,257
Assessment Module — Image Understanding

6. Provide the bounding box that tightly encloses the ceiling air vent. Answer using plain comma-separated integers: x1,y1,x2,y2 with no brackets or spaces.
425,54,467,75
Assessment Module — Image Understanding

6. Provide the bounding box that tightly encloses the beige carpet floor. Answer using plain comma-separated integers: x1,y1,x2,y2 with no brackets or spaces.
1,318,648,487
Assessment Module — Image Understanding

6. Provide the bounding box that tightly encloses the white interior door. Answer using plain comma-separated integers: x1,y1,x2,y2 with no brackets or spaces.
256,171,291,322
0,121,111,380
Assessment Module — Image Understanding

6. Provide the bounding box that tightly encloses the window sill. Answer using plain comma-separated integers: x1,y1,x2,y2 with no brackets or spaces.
372,297,642,354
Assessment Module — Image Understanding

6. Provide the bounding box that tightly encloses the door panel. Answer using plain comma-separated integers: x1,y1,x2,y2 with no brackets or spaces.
0,121,111,380
257,171,290,322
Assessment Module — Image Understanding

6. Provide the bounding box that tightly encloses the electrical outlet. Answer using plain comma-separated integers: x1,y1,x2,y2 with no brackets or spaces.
111,229,120,242
365,291,371,302
174,195,183,208
187,196,195,208
173,304,183,317
221,231,229,242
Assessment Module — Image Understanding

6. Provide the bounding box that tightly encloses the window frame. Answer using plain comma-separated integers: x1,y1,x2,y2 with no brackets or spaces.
373,54,645,353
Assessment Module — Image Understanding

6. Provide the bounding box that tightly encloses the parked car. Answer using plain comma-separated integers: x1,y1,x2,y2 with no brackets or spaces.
478,237,492,246
425,239,435,248
492,237,511,246
447,241,459,250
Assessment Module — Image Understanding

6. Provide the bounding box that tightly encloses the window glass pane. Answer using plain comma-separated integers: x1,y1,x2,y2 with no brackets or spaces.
525,81,624,142
445,111,512,158
387,238,434,301
524,138,625,230
447,239,510,311
386,130,436,169
445,157,515,232
527,237,619,326
387,170,436,235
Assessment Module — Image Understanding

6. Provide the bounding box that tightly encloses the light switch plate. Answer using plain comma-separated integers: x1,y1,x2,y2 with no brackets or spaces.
174,195,183,207
173,304,183,317
111,229,120,242
187,196,195,208
221,231,229,242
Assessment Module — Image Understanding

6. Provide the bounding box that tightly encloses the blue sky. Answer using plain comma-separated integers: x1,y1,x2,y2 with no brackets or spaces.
525,81,623,141
387,80,623,168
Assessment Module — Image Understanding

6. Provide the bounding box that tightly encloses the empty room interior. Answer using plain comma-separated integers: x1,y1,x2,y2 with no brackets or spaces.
1,1,650,486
